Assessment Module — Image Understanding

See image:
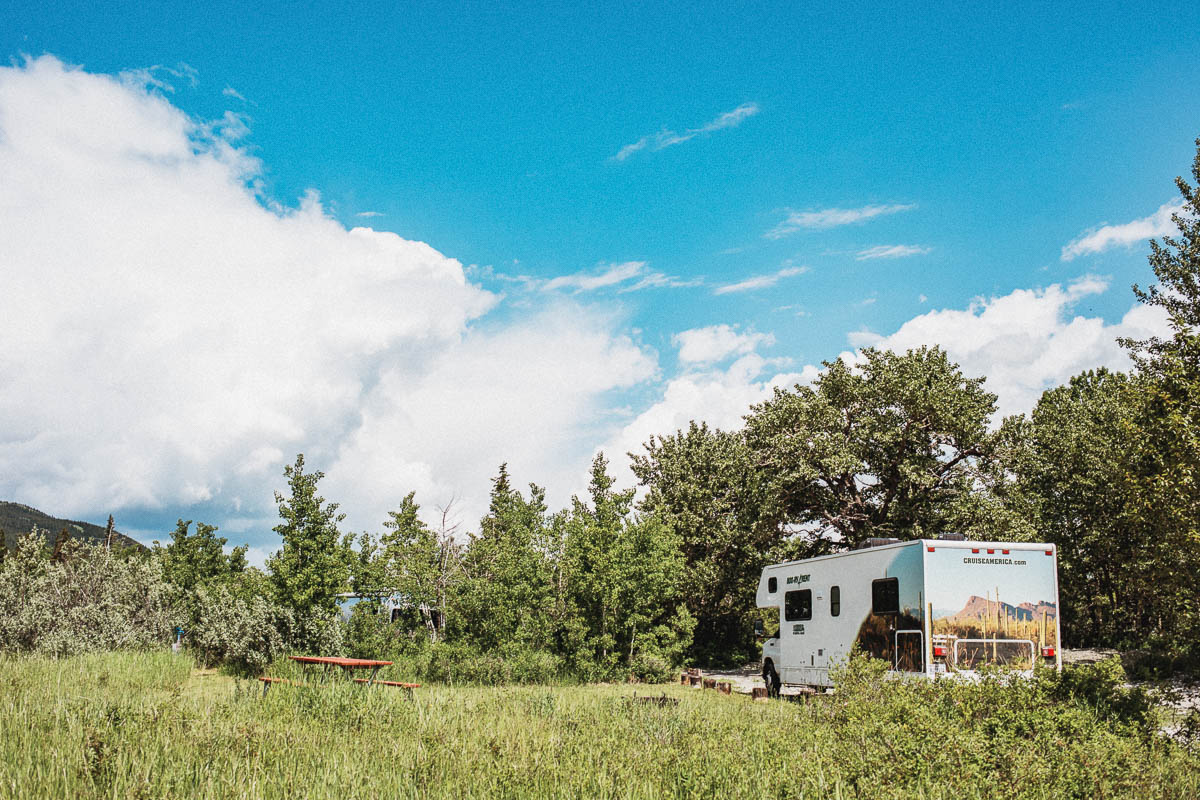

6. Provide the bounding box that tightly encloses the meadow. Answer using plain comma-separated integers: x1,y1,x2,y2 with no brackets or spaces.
1,651,1196,800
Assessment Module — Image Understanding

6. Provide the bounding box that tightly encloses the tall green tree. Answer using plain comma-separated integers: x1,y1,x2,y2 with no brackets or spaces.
631,422,771,665
157,519,246,592
1118,137,1200,654
1010,370,1150,646
454,465,556,651
266,454,351,616
378,492,461,641
744,346,999,548
563,453,689,675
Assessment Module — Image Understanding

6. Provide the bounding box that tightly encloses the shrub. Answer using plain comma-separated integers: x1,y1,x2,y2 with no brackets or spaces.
419,641,565,685
0,531,181,656
190,584,290,674
629,652,673,684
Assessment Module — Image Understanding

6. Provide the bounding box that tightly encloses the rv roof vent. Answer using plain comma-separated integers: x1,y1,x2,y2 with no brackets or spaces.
937,532,968,541
854,537,901,550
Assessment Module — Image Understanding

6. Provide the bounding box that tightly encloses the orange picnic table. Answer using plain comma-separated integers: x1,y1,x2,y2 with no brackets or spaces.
259,656,420,696
289,655,392,685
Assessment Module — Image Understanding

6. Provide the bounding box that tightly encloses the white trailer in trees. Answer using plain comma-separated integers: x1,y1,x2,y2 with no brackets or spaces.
756,537,1062,693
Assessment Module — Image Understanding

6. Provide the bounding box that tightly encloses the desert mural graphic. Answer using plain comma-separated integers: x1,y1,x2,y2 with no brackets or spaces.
927,548,1058,669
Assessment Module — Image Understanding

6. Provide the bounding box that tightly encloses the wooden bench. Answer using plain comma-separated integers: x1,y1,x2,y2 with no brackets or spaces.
258,675,420,698
353,678,421,694
258,676,306,697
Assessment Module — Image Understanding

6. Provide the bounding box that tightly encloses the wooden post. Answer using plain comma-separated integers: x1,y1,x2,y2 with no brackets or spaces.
717,682,731,695
752,687,768,701
702,677,716,690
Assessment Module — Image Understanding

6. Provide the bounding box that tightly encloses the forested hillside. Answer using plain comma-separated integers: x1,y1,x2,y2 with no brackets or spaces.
0,501,144,552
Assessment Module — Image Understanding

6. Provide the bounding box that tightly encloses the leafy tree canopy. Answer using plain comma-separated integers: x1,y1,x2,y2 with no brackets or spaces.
744,346,998,548
266,454,351,617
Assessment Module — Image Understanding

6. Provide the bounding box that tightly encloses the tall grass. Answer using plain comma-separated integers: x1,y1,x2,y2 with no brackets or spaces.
0,651,1196,799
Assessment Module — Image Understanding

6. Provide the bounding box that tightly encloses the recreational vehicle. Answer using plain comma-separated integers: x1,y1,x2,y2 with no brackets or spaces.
757,537,1061,692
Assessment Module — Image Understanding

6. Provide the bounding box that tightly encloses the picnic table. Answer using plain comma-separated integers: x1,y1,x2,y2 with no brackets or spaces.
259,656,419,696
289,655,392,685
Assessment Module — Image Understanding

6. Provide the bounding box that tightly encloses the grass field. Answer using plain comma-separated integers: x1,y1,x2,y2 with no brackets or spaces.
1,651,1196,799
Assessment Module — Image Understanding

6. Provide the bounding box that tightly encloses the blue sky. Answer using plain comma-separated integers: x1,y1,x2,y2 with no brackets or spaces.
2,2,1198,558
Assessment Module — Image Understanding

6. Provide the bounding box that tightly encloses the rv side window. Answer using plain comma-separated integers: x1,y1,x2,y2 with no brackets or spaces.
768,577,777,593
871,578,899,615
784,589,812,621
830,585,840,616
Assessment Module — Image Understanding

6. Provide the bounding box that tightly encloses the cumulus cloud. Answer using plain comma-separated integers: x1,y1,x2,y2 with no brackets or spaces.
713,265,807,295
673,325,775,364
766,204,915,239
856,244,930,260
844,277,1171,417
600,355,817,474
0,56,658,542
612,102,760,161
1062,200,1187,261
324,304,656,530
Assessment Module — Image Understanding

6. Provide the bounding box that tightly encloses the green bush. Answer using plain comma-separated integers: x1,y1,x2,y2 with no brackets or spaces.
190,585,290,675
630,652,674,684
0,531,181,656
419,641,565,685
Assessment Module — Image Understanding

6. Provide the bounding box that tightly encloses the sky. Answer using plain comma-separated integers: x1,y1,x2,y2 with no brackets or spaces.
1,2,1198,562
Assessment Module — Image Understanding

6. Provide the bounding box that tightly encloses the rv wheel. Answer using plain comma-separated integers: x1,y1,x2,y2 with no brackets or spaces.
762,661,781,698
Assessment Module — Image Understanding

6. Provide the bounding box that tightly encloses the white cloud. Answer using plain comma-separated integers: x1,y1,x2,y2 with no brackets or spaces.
673,325,775,364
222,86,247,103
600,355,817,478
612,102,760,161
0,56,661,541
856,244,930,260
714,265,807,295
324,303,656,531
1062,200,1187,261
541,261,693,294
356,210,384,218
542,261,645,292
844,276,1171,418
766,204,916,239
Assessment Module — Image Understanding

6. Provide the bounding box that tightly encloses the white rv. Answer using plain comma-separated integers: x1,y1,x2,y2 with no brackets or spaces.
757,537,1062,692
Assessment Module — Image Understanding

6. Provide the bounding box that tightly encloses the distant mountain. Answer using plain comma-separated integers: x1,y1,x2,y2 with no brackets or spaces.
0,501,145,552
948,595,1056,622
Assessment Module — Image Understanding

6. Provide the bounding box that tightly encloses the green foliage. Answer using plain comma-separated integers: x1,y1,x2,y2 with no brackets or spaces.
190,583,289,675
156,519,246,593
453,465,558,652
0,501,145,552
745,346,999,547
631,422,770,666
379,492,460,641
561,453,690,679
1011,369,1170,647
0,530,181,656
418,641,566,685
1119,137,1200,660
266,454,352,617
